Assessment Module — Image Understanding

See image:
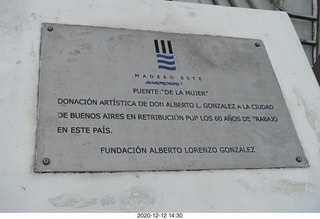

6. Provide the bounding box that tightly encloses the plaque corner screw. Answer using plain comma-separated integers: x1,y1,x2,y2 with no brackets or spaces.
296,156,302,162
43,158,50,165
255,42,261,47
47,26,53,32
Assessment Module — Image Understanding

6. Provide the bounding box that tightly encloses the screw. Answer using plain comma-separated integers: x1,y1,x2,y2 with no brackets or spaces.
255,42,261,47
47,26,53,32
43,158,50,165
296,156,302,162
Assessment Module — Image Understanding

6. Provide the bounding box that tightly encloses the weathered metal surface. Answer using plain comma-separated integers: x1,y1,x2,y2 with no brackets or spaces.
35,23,307,172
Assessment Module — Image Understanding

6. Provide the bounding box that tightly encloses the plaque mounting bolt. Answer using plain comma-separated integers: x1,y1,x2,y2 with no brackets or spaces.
296,156,302,162
255,42,261,47
43,158,50,165
47,26,53,32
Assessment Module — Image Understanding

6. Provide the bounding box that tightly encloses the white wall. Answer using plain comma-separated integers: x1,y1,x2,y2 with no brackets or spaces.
0,0,320,212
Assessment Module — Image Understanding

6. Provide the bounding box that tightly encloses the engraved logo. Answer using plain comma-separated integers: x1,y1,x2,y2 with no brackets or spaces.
154,39,176,71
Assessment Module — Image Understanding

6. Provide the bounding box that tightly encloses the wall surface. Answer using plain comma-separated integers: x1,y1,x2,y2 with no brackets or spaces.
0,0,320,212
172,0,317,65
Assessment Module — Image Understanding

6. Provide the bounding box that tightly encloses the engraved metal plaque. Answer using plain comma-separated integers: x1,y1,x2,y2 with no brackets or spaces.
35,23,307,172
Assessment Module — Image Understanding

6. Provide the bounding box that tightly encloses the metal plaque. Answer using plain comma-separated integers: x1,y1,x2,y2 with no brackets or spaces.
35,23,307,172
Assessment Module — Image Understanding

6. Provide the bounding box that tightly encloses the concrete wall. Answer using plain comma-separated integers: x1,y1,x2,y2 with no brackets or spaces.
172,0,317,65
0,0,320,212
